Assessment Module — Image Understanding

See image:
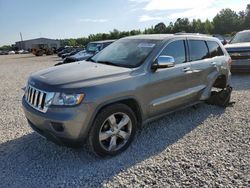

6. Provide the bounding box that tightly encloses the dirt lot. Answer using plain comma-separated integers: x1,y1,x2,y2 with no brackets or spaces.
0,54,249,187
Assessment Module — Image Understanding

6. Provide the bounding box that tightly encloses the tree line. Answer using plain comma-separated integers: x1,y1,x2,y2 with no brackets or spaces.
60,5,250,47
1,5,249,50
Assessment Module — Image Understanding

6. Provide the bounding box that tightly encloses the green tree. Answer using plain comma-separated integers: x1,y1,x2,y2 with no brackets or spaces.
68,38,77,46
204,19,214,34
76,37,89,47
0,45,13,51
143,26,155,34
154,22,167,33
166,22,174,33
191,19,206,33
109,29,120,39
213,8,243,34
173,18,192,33
243,4,250,29
119,31,130,38
55,5,250,49
129,29,141,36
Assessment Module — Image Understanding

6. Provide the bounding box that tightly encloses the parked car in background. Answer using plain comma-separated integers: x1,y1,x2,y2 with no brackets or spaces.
23,34,231,157
61,40,114,65
225,30,250,72
0,50,8,55
8,51,15,55
61,48,84,59
56,47,66,53
213,34,227,45
17,49,29,54
57,47,74,57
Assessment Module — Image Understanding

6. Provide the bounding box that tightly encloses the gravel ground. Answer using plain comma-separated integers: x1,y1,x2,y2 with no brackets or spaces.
0,54,249,187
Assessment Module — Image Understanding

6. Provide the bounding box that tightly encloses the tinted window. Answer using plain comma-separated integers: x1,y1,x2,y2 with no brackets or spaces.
207,41,224,57
103,42,112,48
161,40,186,64
189,40,209,61
86,43,101,53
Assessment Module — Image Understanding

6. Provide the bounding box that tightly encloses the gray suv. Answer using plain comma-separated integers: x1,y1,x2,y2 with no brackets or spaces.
22,34,231,157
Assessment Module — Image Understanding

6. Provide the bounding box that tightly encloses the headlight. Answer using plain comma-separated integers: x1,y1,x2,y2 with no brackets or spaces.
52,93,84,106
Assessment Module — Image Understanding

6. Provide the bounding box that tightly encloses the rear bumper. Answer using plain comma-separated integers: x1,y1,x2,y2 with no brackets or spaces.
231,59,250,72
22,97,94,144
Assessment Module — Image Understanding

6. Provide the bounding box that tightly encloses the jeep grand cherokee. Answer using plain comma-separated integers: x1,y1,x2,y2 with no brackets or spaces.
22,34,231,157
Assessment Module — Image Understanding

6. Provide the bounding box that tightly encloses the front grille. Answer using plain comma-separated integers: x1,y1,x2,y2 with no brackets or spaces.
229,51,250,60
227,47,250,60
25,85,54,113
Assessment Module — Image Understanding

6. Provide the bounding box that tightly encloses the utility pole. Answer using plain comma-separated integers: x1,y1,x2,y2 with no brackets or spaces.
19,32,23,49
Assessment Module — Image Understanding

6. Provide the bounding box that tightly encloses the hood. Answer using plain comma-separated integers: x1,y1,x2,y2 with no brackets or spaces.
29,61,132,90
225,42,250,51
66,53,93,62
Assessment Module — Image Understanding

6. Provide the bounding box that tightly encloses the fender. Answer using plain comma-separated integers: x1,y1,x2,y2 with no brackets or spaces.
200,73,227,101
80,96,144,139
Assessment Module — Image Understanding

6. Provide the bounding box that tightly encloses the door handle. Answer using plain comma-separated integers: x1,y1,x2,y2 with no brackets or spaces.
182,67,191,72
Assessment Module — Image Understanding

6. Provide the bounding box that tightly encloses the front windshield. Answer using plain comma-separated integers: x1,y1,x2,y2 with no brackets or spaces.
76,50,86,55
86,43,101,53
230,32,250,44
91,38,159,68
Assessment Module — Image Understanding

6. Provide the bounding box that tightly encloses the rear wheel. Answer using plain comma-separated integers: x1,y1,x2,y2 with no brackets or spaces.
88,103,137,157
36,49,44,56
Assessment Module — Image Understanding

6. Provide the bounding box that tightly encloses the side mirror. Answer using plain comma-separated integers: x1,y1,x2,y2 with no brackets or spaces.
152,55,175,70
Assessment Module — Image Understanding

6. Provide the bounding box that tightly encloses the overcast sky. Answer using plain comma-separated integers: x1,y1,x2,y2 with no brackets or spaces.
0,0,248,46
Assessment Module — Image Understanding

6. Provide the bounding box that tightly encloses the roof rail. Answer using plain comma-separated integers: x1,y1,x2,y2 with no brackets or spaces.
174,32,210,36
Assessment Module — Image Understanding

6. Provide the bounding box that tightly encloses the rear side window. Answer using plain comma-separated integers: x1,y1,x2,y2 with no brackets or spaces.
160,40,186,64
188,40,209,61
207,41,224,57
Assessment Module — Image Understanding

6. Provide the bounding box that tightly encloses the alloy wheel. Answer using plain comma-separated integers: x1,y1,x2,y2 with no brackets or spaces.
99,112,132,152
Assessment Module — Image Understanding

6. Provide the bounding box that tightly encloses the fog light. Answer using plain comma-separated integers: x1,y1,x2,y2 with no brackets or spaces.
51,122,64,132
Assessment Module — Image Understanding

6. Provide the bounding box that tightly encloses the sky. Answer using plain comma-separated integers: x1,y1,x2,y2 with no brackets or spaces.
0,0,248,46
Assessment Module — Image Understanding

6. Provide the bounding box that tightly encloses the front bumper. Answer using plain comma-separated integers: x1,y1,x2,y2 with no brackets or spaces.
22,97,94,144
231,59,250,72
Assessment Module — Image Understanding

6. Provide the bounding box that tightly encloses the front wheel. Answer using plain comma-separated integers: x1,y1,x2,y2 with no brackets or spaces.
88,103,137,157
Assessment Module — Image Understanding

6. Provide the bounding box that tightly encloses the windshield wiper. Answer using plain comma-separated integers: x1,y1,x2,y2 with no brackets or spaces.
97,61,124,67
86,57,96,62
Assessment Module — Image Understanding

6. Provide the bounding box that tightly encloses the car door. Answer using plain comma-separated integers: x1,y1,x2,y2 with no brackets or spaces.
206,40,225,72
188,39,219,95
147,39,202,117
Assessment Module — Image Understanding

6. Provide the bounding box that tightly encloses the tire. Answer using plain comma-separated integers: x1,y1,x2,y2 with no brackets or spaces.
36,50,44,56
206,86,232,107
88,103,137,157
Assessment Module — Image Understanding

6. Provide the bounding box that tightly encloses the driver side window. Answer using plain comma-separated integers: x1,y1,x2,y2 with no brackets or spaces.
160,40,186,64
